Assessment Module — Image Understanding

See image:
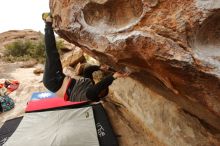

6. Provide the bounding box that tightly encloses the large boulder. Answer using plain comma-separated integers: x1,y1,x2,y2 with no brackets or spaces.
49,0,220,145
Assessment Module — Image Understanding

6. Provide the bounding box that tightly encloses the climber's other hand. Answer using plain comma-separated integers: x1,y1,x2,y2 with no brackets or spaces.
113,72,129,79
100,64,110,72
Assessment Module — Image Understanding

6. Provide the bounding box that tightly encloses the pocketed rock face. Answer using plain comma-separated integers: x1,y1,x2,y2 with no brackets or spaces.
50,0,220,145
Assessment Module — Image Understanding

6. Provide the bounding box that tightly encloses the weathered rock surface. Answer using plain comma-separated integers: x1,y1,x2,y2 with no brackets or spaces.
61,47,85,68
57,37,76,52
109,77,220,146
50,0,220,145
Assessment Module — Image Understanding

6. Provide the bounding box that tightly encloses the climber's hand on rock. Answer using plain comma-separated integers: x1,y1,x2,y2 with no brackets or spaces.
100,64,110,72
113,72,129,79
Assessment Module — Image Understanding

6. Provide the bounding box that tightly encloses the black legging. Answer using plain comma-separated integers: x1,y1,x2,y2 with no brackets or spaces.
43,23,115,101
43,22,65,92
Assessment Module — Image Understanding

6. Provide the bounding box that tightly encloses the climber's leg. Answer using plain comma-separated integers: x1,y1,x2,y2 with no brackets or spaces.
43,21,65,92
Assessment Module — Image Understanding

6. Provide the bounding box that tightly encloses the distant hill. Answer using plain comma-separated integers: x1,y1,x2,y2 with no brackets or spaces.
0,30,43,55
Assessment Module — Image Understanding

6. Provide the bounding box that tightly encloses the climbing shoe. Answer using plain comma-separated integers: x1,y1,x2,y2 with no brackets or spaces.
42,12,52,23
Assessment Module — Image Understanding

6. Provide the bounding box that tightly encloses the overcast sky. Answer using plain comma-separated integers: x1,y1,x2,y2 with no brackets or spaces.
0,0,50,33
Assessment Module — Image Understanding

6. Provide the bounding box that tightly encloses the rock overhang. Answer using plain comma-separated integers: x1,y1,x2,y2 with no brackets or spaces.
50,0,220,131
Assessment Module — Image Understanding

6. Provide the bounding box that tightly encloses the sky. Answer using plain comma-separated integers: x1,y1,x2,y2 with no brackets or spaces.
0,0,50,33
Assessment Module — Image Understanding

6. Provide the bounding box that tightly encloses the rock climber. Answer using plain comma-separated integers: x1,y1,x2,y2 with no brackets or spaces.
42,13,129,102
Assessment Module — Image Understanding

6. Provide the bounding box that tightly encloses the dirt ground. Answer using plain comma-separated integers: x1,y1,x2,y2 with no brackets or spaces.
0,61,47,126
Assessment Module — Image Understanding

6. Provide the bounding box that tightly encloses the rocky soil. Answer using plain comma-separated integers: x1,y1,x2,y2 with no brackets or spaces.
0,61,46,127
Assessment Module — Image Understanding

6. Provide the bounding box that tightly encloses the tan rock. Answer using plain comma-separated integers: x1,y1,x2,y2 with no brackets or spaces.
19,60,37,68
102,97,165,146
110,77,220,146
33,68,44,75
61,47,85,68
50,0,220,144
57,37,76,52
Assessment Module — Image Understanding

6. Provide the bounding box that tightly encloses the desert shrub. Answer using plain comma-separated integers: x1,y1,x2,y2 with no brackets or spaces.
4,39,45,63
3,35,64,63
56,39,65,55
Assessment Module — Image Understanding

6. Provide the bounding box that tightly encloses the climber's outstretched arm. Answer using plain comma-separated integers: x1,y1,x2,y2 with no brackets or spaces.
86,72,129,101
